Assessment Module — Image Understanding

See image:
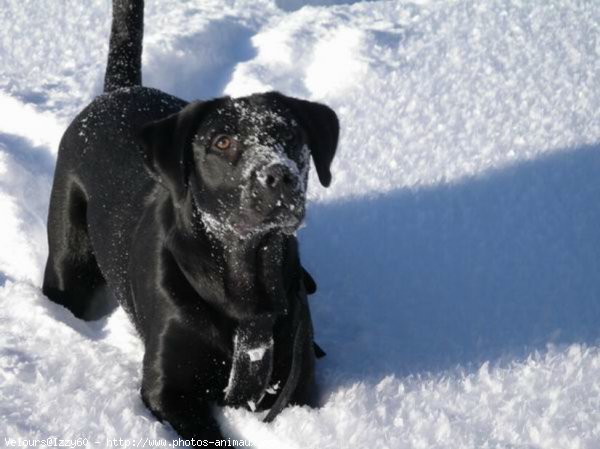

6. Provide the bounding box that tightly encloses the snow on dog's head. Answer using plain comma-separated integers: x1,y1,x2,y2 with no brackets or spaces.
139,92,339,242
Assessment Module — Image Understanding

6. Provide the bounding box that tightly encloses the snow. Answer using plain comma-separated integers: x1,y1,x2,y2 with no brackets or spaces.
1,0,600,448
247,346,269,362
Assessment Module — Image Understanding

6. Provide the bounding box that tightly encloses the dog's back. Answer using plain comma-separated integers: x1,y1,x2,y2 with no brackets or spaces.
50,87,184,311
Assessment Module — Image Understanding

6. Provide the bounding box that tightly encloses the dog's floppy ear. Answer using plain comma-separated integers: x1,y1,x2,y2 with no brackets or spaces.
271,93,340,187
137,100,216,202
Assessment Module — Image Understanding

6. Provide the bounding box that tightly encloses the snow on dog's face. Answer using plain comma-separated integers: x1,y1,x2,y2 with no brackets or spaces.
139,92,339,240
190,96,309,239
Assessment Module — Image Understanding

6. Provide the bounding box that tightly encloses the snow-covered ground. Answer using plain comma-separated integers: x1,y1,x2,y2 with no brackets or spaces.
1,0,599,447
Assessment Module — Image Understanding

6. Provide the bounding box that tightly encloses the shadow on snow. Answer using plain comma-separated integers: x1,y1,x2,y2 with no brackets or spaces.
302,143,600,381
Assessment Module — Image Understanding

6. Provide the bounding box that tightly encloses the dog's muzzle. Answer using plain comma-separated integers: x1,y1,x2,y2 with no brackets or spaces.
243,158,306,229
257,163,303,207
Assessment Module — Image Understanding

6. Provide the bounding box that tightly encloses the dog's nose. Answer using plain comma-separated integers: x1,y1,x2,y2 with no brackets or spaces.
253,163,304,218
261,164,297,191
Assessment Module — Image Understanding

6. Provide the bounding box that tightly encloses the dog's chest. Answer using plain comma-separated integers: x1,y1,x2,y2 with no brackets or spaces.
223,245,262,303
226,236,288,314
171,232,288,318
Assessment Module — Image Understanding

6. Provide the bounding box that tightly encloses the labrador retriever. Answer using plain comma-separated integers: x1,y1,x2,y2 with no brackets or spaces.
43,0,338,441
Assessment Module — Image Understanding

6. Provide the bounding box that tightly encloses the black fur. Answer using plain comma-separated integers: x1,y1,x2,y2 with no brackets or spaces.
104,0,144,92
43,0,338,441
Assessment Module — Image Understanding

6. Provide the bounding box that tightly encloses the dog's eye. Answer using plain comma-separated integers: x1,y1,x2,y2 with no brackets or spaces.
213,135,232,151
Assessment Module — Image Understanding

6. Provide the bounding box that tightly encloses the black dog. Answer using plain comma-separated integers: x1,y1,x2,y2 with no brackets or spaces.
42,0,338,441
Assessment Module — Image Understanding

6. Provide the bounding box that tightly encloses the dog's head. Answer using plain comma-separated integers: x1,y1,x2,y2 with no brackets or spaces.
139,92,339,240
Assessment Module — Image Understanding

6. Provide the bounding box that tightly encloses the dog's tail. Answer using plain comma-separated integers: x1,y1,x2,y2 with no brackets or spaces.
104,0,144,93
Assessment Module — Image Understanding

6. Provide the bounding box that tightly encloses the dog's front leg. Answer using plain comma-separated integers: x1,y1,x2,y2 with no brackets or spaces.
140,336,227,442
